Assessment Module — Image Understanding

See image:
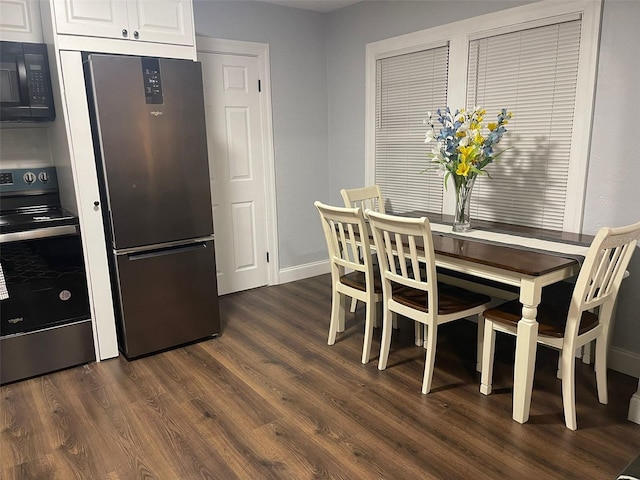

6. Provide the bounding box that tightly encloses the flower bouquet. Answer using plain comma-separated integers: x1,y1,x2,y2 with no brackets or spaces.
424,107,513,232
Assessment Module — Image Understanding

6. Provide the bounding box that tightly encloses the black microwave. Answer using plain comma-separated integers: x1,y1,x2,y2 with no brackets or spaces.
0,41,55,122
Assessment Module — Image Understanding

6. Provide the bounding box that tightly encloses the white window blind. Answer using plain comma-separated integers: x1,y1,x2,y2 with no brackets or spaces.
375,46,449,213
466,19,582,230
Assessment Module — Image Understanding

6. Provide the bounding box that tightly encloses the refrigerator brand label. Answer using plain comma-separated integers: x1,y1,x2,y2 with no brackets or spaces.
150,111,163,116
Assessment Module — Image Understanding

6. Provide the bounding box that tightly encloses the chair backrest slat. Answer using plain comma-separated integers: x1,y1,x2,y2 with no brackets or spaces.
409,235,421,281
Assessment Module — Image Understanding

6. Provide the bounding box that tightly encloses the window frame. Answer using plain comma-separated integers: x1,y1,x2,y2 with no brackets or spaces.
364,0,602,232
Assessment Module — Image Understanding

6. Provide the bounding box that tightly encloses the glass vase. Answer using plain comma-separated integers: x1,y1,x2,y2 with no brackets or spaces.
453,176,476,233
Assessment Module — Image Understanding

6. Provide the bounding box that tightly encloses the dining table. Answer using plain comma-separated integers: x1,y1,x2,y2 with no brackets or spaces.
384,211,594,424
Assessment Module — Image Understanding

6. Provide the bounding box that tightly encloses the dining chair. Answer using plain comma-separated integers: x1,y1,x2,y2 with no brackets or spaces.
315,201,382,364
366,210,491,394
340,185,386,315
480,221,640,430
340,185,386,215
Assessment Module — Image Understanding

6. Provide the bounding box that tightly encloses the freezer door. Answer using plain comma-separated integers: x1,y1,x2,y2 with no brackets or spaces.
114,240,220,358
88,54,213,249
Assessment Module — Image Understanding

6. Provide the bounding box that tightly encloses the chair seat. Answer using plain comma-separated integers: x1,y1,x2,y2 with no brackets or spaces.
393,282,490,315
483,281,599,338
340,268,383,294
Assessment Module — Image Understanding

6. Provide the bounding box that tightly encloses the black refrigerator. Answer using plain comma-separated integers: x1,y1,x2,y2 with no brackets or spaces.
85,54,220,359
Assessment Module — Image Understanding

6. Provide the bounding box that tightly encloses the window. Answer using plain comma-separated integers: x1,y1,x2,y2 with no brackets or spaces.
375,46,449,213
466,19,582,230
366,1,601,232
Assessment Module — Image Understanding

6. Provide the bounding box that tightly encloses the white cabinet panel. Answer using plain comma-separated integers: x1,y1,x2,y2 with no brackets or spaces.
52,0,193,46
58,50,119,360
128,0,193,46
0,0,43,42
53,0,130,39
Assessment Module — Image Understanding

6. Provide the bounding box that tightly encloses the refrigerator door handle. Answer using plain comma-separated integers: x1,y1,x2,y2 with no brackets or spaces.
127,241,210,261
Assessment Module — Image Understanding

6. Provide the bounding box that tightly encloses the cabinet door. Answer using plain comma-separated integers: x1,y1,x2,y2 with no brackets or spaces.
127,0,193,46
0,0,43,42
53,0,131,40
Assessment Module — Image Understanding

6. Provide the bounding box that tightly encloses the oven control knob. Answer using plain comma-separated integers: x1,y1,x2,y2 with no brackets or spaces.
38,171,50,183
23,172,36,185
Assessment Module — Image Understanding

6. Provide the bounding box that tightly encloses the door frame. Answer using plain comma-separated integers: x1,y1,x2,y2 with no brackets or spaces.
196,36,280,288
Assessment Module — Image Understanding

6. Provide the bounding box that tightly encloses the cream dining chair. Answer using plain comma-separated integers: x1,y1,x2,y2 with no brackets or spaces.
480,221,640,430
340,185,386,215
341,185,386,315
367,210,491,394
315,201,382,364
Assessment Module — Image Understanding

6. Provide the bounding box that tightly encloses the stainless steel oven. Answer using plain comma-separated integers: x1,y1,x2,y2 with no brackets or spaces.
0,167,94,384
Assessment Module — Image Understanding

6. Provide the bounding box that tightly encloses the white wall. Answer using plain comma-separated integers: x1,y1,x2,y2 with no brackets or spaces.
193,0,640,368
584,0,640,360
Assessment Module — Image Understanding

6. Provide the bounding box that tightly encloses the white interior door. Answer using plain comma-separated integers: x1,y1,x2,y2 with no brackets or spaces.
200,52,269,295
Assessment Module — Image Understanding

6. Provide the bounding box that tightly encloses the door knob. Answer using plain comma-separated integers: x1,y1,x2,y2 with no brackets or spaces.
94,201,100,207
133,31,139,39
122,29,128,37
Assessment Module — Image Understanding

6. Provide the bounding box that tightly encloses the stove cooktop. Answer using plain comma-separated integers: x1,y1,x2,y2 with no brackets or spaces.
0,167,80,238
0,206,79,235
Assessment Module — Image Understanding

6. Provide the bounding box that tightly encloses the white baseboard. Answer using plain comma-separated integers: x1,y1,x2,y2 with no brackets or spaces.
609,346,640,378
608,348,640,425
278,260,330,284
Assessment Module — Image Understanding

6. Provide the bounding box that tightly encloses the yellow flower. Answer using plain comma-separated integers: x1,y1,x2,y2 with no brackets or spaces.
457,145,475,163
488,122,498,131
456,161,471,177
455,130,466,138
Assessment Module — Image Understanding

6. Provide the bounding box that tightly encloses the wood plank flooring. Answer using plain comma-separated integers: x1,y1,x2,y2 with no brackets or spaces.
2,273,639,479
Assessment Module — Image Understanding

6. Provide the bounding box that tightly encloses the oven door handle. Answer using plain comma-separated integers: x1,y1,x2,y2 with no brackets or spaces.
0,225,79,244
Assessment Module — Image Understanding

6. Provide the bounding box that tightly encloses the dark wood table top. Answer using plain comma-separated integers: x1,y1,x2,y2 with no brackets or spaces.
398,211,594,245
430,234,578,276
387,211,593,277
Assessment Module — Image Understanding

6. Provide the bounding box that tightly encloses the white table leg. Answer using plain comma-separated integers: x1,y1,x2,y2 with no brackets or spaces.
512,281,541,424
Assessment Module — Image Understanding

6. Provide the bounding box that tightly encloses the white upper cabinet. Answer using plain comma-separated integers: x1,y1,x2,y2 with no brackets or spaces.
0,0,44,42
52,0,194,46
127,0,193,45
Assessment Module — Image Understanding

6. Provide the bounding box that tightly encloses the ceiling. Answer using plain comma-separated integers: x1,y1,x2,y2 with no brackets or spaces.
257,0,360,13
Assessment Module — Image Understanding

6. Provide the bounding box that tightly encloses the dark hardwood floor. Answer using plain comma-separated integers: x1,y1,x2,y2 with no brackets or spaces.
2,274,639,479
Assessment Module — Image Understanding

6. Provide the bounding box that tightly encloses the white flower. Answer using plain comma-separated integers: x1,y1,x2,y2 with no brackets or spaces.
424,130,435,144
